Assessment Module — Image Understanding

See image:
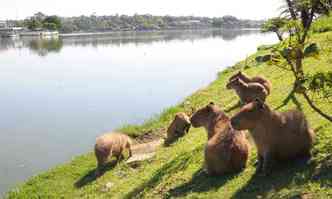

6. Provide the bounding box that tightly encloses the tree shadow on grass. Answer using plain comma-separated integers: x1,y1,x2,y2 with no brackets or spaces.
230,161,316,199
168,168,239,198
123,147,202,199
275,89,303,111
230,136,332,199
74,160,118,188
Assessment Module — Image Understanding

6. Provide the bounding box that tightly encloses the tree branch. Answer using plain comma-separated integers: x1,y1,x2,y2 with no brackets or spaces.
302,91,332,122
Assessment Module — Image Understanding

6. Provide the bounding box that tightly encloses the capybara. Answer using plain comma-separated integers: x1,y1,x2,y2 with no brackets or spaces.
165,112,191,145
94,132,132,176
226,77,268,104
190,102,249,175
229,71,272,94
230,99,315,175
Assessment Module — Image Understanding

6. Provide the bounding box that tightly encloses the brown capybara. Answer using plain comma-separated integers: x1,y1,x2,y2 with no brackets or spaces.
190,102,249,176
230,99,315,175
94,132,132,176
165,112,191,145
226,77,268,104
229,71,272,94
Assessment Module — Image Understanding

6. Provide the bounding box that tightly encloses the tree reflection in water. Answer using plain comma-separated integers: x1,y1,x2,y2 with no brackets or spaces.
0,29,260,57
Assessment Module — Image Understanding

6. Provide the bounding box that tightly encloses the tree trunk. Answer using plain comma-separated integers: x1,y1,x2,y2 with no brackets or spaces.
276,31,283,41
285,0,298,20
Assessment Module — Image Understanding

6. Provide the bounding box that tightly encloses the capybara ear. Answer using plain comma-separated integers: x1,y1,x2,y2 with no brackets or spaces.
206,102,215,112
189,107,196,116
238,71,242,75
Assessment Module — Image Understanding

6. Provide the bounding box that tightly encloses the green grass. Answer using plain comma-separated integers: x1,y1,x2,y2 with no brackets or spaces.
6,29,332,198
312,12,332,33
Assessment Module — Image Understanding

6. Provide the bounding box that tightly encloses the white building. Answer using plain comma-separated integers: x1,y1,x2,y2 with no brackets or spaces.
0,27,23,37
0,21,7,28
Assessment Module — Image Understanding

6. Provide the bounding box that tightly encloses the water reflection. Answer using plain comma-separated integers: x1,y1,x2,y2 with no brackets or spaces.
0,29,260,56
28,39,63,57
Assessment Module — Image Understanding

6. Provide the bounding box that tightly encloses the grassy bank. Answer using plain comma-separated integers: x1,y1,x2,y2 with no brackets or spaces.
6,18,332,198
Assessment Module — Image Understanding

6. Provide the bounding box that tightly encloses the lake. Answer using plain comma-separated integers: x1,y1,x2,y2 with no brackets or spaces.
0,29,276,195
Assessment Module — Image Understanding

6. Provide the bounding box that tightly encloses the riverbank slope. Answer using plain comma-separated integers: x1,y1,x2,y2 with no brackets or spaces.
6,17,332,198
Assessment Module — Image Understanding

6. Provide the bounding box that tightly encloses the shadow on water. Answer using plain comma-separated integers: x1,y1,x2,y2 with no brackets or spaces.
74,160,118,188
168,169,238,198
275,89,303,111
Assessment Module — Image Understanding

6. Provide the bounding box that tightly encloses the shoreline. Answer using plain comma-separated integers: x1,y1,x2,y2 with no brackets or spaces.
59,28,261,38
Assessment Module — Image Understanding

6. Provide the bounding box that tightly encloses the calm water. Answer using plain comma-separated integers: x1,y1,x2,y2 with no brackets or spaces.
0,29,275,195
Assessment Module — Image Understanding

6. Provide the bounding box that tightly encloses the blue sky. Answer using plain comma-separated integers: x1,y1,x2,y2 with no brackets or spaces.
1,0,282,20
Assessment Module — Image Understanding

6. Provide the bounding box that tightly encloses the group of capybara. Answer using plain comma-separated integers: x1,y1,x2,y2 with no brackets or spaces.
94,71,315,177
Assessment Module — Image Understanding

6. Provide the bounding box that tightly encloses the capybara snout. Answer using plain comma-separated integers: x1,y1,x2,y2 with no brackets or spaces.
190,102,216,128
230,99,264,130
165,112,191,145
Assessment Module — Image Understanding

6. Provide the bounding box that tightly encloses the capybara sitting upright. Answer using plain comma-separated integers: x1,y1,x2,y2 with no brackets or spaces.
190,102,249,176
229,71,272,94
165,112,191,145
230,99,315,175
226,77,268,104
95,132,132,176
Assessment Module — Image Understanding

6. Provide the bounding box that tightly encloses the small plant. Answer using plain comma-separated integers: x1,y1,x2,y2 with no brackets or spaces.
269,0,332,122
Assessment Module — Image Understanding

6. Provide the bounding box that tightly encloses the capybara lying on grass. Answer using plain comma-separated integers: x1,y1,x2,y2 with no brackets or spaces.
229,71,272,94
226,77,268,104
230,99,315,175
165,112,191,145
190,102,249,176
95,132,132,176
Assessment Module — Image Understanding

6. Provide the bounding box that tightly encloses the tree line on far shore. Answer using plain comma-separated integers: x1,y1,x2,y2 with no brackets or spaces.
6,12,264,33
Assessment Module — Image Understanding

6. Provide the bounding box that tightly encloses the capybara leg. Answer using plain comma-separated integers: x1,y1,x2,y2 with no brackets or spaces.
262,152,274,176
95,164,103,177
95,147,109,177
203,158,215,176
256,154,264,173
204,165,216,176
128,148,132,158
184,124,191,134
116,153,124,162
95,156,107,177
126,142,132,158
295,149,312,165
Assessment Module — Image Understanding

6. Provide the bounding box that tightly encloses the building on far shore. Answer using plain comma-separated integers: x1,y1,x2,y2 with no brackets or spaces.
0,21,7,28
0,20,24,38
0,20,23,38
